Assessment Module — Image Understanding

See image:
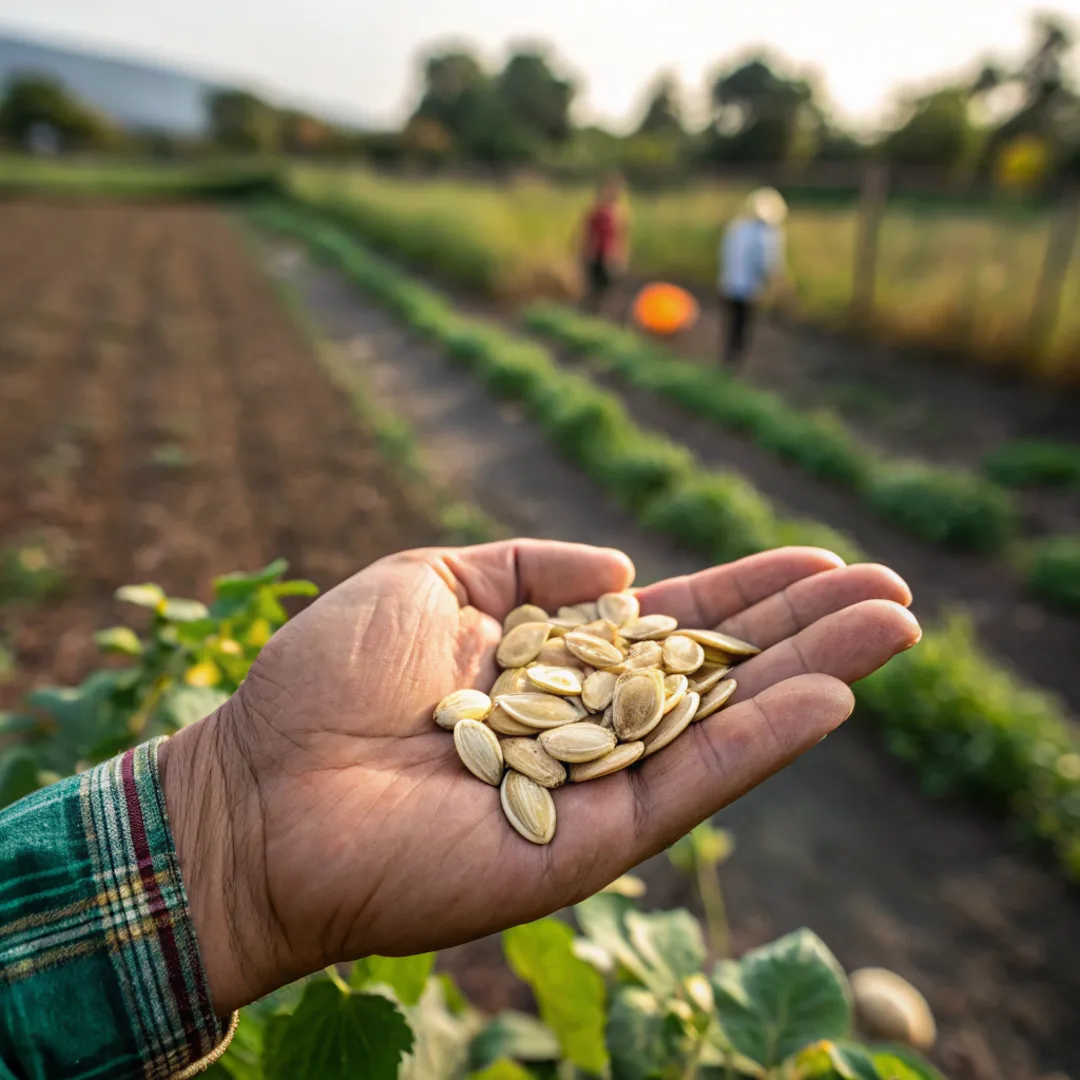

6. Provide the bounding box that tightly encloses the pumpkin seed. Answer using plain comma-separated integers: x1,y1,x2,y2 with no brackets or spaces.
662,635,705,675
662,673,688,714
679,629,760,657
503,603,549,633
564,630,625,668
501,771,556,845
488,704,538,736
597,591,640,626
694,679,737,722
500,737,567,788
540,721,618,763
643,692,700,757
570,741,645,781
497,621,552,668
620,614,678,641
434,689,492,730
453,719,504,785
689,663,730,695
527,665,584,696
613,669,666,740
497,692,583,729
491,667,531,699
582,669,618,712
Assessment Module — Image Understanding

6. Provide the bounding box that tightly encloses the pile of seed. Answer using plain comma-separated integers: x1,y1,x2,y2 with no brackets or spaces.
433,591,759,844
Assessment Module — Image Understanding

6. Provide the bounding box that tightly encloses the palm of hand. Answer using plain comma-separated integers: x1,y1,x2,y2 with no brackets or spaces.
225,540,919,998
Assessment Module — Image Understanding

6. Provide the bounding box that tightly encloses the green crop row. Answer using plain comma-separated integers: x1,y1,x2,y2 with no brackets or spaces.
1022,535,1080,613
982,438,1080,489
523,302,1018,555
253,199,1080,882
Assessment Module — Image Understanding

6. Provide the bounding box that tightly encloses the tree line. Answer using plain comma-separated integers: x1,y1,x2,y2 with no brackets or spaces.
1,11,1078,188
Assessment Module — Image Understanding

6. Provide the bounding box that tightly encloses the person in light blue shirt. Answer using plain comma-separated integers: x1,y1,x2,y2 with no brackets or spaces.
718,187,788,367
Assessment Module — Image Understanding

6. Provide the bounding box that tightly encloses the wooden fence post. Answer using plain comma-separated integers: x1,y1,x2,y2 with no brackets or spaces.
1028,191,1080,356
850,164,889,324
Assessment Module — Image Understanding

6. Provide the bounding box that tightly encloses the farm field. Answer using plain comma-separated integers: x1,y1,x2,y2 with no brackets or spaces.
255,222,1080,1080
289,166,1080,383
2,195,1080,1080
0,202,442,709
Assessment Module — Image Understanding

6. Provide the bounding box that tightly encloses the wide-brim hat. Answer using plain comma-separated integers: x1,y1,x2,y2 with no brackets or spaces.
745,186,788,225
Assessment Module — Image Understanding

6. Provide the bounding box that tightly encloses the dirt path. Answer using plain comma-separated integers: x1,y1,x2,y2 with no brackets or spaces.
270,241,1080,1080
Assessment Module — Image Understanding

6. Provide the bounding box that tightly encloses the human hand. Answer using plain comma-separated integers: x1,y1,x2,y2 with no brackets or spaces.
160,539,919,1015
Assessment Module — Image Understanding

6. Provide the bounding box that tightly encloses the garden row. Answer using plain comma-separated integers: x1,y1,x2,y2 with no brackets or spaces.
522,303,1080,613
253,199,1080,884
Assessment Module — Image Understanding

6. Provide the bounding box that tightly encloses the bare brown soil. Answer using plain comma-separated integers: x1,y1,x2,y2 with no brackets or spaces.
0,203,442,710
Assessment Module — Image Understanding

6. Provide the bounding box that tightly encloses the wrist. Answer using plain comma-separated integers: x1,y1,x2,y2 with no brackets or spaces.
158,695,281,1015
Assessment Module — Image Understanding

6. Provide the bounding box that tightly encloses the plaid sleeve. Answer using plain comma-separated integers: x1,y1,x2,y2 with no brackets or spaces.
0,738,236,1079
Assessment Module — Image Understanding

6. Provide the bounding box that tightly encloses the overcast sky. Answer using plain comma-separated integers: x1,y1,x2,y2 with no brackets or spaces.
1,0,1077,130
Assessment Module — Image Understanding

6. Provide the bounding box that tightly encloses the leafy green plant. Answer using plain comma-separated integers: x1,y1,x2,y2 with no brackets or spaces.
0,560,317,808
523,302,1019,556
982,439,1080,489
254,202,1080,883
1020,535,1080,613
0,529,72,604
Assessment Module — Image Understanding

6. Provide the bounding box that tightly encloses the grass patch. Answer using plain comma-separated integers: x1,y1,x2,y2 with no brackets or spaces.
983,439,1080,489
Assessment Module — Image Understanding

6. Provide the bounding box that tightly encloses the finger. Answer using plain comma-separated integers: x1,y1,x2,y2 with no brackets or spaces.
634,547,845,629
729,599,921,703
716,563,912,651
439,539,635,619
552,673,854,887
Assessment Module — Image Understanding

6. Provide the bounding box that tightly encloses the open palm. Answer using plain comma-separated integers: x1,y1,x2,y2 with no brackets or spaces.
165,539,919,1014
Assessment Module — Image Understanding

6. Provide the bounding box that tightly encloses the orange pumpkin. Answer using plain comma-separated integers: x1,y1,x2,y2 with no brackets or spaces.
631,283,699,336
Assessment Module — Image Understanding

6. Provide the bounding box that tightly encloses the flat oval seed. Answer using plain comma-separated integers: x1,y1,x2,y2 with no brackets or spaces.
488,704,538,736
434,689,492,730
689,663,731,694
453,719,504,785
694,679,737,722
620,614,678,641
679,629,760,657
557,605,592,625
564,631,625,668
607,640,662,674
501,737,567,788
597,591,640,626
570,740,645,781
497,692,583,729
504,603,549,633
580,619,622,646
643,692,700,757
527,665,583,696
539,721,617,763
497,621,552,668
536,638,580,668
663,635,706,675
491,667,531,699
663,674,688,714
599,705,615,730
582,669,618,712
501,770,556,845
613,669,666,740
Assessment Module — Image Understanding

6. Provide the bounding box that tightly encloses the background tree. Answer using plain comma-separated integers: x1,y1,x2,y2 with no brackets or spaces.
497,49,576,143
881,87,979,169
706,55,822,162
635,72,685,138
206,88,280,152
0,74,115,150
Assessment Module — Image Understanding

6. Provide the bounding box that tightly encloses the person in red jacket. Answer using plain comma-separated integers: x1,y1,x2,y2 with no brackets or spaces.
577,172,629,313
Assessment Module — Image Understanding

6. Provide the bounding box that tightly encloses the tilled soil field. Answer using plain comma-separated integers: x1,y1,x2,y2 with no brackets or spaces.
0,203,442,709
269,238,1080,1080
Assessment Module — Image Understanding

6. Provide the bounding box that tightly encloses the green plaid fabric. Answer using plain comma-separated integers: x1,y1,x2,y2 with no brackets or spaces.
0,738,232,1079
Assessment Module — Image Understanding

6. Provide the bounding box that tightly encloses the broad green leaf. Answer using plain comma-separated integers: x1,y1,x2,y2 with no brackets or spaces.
351,952,436,1005
27,671,130,757
605,986,682,1080
0,747,42,809
468,1061,534,1080
158,685,230,729
503,919,608,1074
269,580,319,598
0,712,41,738
160,598,211,623
214,559,291,600
94,626,143,657
872,1047,946,1080
795,1040,879,1080
710,929,851,1070
437,974,470,1016
625,908,706,992
115,582,166,608
262,981,414,1080
469,1011,560,1070
574,891,652,986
